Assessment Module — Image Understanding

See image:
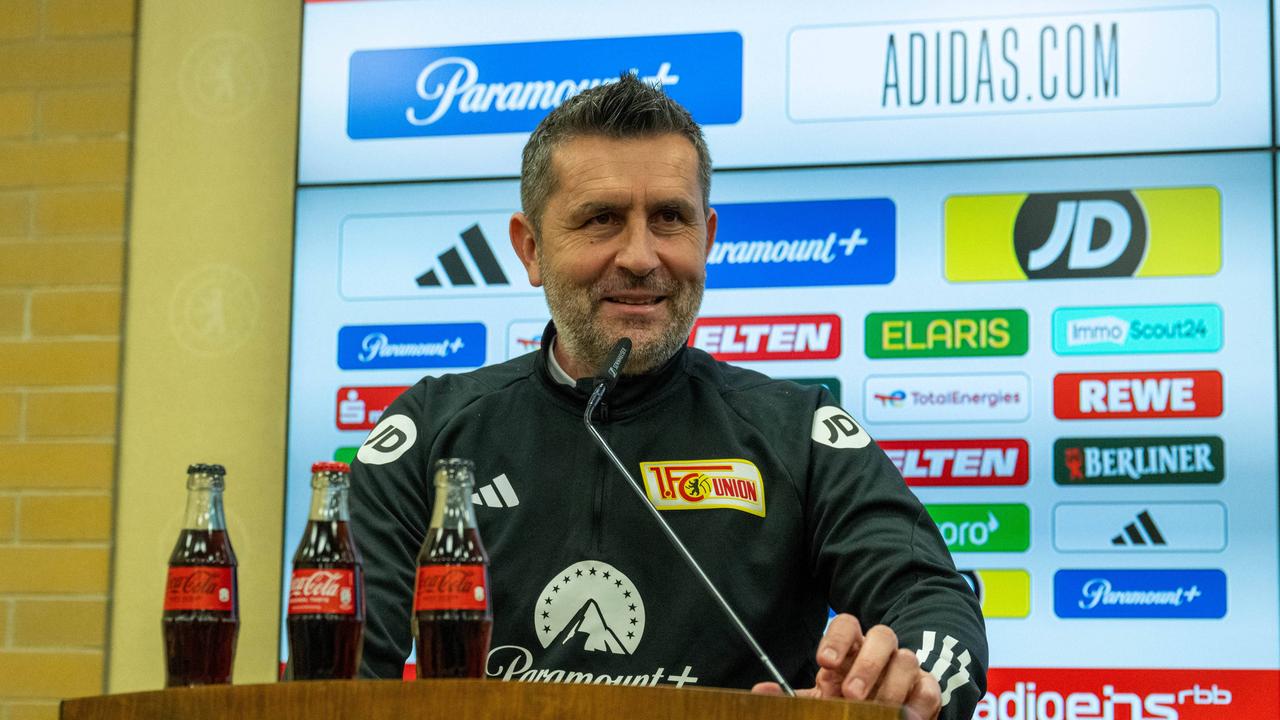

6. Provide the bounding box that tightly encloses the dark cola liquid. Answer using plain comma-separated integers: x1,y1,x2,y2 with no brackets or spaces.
163,529,238,687
288,520,364,680
414,526,492,678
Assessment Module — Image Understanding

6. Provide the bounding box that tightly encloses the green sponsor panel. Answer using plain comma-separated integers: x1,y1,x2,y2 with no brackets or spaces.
926,503,1030,552
1054,436,1224,485
334,447,358,464
785,376,842,404
865,309,1028,358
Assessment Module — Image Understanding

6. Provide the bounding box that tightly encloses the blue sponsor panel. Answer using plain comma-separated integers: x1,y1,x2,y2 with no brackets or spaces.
1052,304,1223,355
1054,569,1226,619
338,323,486,370
707,198,895,289
348,33,743,139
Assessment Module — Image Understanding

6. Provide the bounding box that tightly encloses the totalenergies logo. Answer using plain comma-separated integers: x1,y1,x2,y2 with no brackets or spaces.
639,459,765,517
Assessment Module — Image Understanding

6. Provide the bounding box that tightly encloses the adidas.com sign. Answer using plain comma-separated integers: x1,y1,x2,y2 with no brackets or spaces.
1052,502,1226,552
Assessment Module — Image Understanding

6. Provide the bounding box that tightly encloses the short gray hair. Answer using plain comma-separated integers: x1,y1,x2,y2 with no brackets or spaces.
519,73,712,231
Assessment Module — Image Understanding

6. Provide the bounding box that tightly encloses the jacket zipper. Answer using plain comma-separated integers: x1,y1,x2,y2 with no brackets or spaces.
591,402,609,553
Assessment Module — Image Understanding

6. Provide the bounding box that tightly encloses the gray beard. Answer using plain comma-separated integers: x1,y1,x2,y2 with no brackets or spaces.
539,261,703,376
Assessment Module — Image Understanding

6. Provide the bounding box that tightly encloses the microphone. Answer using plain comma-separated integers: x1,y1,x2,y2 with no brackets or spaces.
582,338,796,697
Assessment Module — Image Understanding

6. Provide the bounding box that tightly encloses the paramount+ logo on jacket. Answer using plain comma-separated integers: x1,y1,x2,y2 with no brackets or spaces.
1054,435,1224,485
865,309,1027,358
943,187,1220,281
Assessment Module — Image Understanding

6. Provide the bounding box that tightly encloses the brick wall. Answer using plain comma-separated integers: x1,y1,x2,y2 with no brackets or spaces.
0,1,134,717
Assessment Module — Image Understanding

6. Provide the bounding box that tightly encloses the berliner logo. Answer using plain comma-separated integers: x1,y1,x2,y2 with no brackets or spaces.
356,414,417,465
535,561,645,655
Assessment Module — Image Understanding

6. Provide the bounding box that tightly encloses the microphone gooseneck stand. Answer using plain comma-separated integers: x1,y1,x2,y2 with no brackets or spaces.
581,339,797,697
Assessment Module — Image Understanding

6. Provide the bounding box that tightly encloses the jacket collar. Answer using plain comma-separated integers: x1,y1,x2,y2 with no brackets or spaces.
536,320,689,417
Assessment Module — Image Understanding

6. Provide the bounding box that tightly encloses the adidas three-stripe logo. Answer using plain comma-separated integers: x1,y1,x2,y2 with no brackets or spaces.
416,224,510,288
472,473,519,508
1111,509,1167,546
916,631,972,707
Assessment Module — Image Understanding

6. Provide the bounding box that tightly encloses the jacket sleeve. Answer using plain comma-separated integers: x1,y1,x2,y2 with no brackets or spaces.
349,384,432,679
804,392,988,718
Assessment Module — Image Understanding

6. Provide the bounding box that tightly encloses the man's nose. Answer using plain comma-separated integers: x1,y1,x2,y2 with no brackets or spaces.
613,222,661,276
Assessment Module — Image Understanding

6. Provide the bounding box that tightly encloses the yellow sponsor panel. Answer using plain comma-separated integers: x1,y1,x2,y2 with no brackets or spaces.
639,458,765,517
944,187,1220,282
974,569,1030,618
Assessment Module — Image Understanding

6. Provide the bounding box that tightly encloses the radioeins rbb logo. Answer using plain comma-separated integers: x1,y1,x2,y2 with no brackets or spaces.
881,439,1029,486
980,668,1278,720
689,315,840,360
1053,371,1222,419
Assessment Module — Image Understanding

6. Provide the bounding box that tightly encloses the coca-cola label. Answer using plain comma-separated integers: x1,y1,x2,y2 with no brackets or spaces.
414,564,488,611
164,566,235,611
288,568,357,615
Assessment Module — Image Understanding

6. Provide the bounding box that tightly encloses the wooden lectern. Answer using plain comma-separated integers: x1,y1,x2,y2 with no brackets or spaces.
61,679,906,719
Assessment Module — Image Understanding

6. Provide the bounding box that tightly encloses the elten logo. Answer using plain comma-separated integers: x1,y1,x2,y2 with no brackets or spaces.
882,439,1028,487
1053,502,1227,552
945,187,1220,282
639,459,765,517
1053,304,1222,355
1053,370,1222,419
1054,435,1224,485
347,32,742,139
706,199,894,289
689,314,840,361
336,386,408,431
338,322,486,370
1053,569,1226,619
865,309,1027,358
864,373,1029,423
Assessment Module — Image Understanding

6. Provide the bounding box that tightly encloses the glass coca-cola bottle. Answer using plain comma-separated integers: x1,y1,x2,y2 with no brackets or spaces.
162,463,239,687
413,458,492,678
286,461,364,680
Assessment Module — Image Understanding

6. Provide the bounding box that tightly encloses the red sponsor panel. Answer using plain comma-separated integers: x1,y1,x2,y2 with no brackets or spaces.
1053,371,1223,420
981,667,1279,720
335,385,408,430
881,439,1029,486
689,314,841,361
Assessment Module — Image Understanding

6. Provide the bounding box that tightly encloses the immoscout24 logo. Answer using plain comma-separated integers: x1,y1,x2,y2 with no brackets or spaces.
639,459,765,517
944,187,1220,281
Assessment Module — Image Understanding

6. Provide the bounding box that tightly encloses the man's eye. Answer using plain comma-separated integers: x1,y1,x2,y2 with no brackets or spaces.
657,210,681,223
587,213,613,225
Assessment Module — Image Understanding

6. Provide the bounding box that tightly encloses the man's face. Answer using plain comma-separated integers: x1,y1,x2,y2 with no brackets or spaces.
511,134,716,376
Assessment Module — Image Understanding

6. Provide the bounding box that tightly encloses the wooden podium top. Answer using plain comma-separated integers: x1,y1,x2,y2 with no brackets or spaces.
61,679,905,720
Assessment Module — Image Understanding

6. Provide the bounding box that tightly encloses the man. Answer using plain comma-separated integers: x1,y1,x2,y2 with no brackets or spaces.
351,74,986,720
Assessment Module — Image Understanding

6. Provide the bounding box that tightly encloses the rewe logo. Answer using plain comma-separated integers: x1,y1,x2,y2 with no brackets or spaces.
882,439,1029,487
689,314,840,361
1053,371,1223,419
535,561,645,655
1014,192,1146,279
416,224,508,288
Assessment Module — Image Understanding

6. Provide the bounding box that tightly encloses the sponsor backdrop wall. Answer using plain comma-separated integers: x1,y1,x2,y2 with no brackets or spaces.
289,0,1279,716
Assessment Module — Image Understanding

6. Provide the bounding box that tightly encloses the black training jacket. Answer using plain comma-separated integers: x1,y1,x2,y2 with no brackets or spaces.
351,323,987,718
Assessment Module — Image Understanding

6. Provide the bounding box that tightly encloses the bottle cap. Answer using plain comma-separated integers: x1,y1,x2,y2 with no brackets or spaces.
187,463,226,476
312,461,351,474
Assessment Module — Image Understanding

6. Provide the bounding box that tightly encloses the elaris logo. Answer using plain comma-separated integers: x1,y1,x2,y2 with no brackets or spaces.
926,504,1030,552
944,187,1220,281
865,309,1027,358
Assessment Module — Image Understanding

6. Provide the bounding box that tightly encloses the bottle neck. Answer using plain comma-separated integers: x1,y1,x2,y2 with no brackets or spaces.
308,478,349,522
182,476,226,531
428,478,477,532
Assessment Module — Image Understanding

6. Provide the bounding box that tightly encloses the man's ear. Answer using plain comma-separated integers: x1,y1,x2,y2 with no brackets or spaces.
704,206,718,257
509,212,543,287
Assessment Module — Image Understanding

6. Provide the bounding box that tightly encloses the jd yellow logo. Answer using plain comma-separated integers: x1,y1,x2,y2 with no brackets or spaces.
639,459,765,517
944,187,1220,281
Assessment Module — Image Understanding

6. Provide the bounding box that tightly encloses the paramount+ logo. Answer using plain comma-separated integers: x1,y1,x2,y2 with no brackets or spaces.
944,187,1221,281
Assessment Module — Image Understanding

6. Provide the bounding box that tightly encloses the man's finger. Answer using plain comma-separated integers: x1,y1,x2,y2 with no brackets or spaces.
817,613,863,670
871,648,922,706
841,624,897,700
813,666,844,698
751,682,820,699
903,670,943,720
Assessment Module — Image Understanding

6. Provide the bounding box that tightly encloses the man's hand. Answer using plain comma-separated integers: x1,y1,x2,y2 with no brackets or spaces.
751,614,941,720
